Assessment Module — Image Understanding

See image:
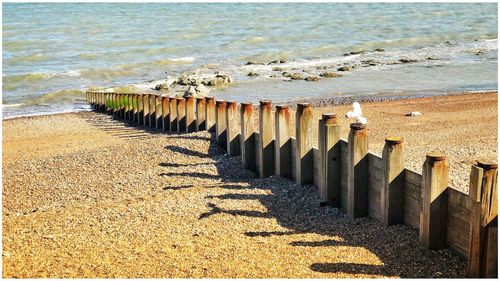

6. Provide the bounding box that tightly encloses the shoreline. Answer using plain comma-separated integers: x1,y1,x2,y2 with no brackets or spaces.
3,89,497,121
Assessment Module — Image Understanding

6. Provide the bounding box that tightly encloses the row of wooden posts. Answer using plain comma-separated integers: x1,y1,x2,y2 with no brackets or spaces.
86,91,497,278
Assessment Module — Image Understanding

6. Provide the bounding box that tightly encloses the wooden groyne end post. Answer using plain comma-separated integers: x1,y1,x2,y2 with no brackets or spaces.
143,94,150,126
149,94,157,128
155,95,163,130
468,160,498,278
226,101,241,156
196,97,206,131
318,113,341,207
275,105,292,178
296,103,313,185
420,151,449,250
205,96,216,132
347,122,369,219
215,100,227,148
381,136,405,225
185,96,196,133
258,100,274,178
240,102,256,172
161,96,170,131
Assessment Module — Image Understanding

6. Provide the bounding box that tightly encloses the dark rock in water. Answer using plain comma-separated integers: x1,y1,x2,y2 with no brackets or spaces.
155,83,170,91
305,76,320,82
343,53,351,56
283,72,302,80
337,66,352,72
206,74,233,86
374,48,385,52
475,50,484,55
247,72,260,77
349,50,365,55
320,71,343,78
246,61,259,65
272,67,284,71
362,59,377,66
399,58,419,63
427,57,438,60
268,59,286,65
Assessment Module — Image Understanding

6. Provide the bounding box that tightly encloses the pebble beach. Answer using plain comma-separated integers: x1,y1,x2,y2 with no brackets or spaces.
2,91,497,278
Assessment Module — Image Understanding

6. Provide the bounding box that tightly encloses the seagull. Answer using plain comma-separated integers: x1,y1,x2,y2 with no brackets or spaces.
345,101,368,124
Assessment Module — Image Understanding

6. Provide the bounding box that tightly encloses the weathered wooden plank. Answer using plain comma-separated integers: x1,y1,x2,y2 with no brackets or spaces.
404,195,421,228
313,147,319,187
291,137,297,180
448,201,471,223
447,215,470,258
405,169,422,187
404,182,422,201
449,188,472,210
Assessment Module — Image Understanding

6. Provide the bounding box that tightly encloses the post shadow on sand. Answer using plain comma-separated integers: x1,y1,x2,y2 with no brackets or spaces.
87,109,466,278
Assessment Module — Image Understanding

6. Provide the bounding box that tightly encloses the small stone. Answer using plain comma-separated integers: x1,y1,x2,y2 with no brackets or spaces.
320,71,343,78
42,234,55,239
305,76,320,82
374,48,385,52
283,72,302,80
154,83,170,91
245,61,258,65
399,58,419,63
272,67,284,72
349,50,365,55
337,66,352,72
247,72,260,77
406,111,423,117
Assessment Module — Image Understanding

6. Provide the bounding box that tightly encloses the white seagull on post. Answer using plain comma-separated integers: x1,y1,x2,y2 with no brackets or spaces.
345,101,368,124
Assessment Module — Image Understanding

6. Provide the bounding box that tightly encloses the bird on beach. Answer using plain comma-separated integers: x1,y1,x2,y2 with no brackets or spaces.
345,101,368,124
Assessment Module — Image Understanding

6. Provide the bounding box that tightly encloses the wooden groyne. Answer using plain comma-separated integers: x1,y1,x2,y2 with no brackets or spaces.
86,91,498,278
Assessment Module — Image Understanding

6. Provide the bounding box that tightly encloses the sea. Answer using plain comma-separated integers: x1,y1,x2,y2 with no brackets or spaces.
2,2,498,119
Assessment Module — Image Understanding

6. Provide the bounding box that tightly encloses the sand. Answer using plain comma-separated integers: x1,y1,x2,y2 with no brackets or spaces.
2,92,497,278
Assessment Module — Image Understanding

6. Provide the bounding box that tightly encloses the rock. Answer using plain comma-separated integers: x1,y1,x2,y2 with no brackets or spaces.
154,83,170,91
320,71,343,78
427,57,438,60
206,74,232,87
247,72,260,77
349,50,365,55
406,111,423,117
305,76,320,82
183,86,197,97
283,72,302,80
362,59,377,66
268,59,286,65
177,76,201,86
245,61,259,65
475,50,484,55
195,84,210,96
399,58,419,63
374,48,385,52
337,66,352,72
42,234,55,239
272,67,284,71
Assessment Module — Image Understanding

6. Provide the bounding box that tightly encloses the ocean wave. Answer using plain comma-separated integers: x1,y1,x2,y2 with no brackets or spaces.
24,89,86,105
3,72,54,84
6,53,50,65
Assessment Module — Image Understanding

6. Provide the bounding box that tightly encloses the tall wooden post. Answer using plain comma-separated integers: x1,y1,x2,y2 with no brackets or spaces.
215,100,227,148
137,94,144,125
275,105,292,178
318,113,341,207
128,94,133,121
132,94,138,123
381,136,405,225
120,94,125,119
206,96,216,132
112,93,117,117
149,94,156,128
169,97,178,132
177,98,186,132
296,103,313,185
468,160,498,278
143,94,150,126
226,101,240,156
155,95,162,130
162,96,170,131
240,102,255,172
125,94,131,120
185,96,196,133
347,123,369,219
420,151,449,249
258,100,274,178
196,97,206,131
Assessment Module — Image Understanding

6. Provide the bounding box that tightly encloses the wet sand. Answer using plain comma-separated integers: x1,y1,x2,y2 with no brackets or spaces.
2,92,497,278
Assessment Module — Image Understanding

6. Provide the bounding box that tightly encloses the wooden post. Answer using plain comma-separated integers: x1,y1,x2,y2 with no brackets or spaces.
131,94,137,123
162,96,170,131
205,96,216,132
468,160,498,278
125,94,131,120
258,100,274,178
381,136,405,225
215,100,227,148
128,94,133,121
137,94,144,125
143,94,150,126
149,94,156,128
347,122,369,219
196,97,206,131
155,95,162,130
275,105,292,178
240,102,256,172
120,94,125,119
185,96,196,133
105,93,110,114
169,97,178,132
296,103,313,185
226,101,240,156
419,151,449,249
177,97,186,132
318,113,341,207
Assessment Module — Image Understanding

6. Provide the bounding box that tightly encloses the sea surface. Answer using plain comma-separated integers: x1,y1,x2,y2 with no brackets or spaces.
2,3,498,119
